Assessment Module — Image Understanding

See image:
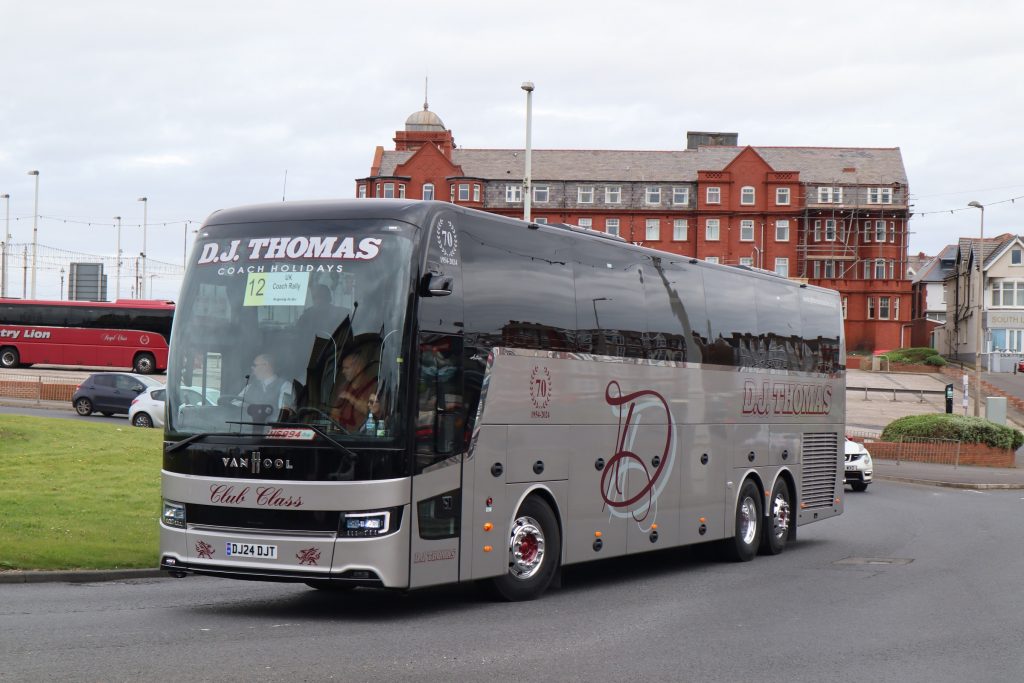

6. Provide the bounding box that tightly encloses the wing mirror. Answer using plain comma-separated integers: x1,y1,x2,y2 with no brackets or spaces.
420,271,453,297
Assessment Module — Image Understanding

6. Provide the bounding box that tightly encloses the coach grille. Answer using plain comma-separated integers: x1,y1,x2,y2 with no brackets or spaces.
801,432,840,508
187,504,342,532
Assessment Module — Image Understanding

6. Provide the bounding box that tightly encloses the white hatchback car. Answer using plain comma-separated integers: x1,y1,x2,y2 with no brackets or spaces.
129,386,220,428
844,438,873,492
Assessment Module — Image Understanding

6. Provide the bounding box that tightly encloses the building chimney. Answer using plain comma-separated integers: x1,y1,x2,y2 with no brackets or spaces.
687,131,739,150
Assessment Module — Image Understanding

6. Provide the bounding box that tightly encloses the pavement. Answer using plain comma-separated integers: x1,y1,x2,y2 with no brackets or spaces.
5,369,1024,585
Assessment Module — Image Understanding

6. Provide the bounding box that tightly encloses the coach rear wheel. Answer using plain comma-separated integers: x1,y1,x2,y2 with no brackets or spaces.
0,347,19,368
759,478,792,556
489,496,561,601
74,397,94,416
133,352,156,374
725,479,762,562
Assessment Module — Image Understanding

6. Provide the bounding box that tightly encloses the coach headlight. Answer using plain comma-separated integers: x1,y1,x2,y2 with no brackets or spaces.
341,509,399,538
162,500,186,529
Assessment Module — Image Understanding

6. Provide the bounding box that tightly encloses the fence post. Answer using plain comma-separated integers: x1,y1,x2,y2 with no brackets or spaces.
36,375,43,405
955,440,960,469
897,435,902,466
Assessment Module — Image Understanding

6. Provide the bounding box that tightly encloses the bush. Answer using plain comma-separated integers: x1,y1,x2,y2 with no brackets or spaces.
881,414,1024,450
881,347,941,365
925,355,947,367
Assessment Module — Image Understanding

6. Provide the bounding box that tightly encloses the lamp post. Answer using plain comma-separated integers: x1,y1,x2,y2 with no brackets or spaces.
27,170,39,298
60,268,65,300
521,81,534,222
1,192,9,298
114,216,122,300
138,197,147,299
968,200,985,417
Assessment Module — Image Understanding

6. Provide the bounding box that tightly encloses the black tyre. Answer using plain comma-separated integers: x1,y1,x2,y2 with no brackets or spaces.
725,479,762,562
489,496,561,601
133,352,156,374
132,412,153,428
74,397,93,416
0,347,19,369
851,481,869,492
759,478,792,556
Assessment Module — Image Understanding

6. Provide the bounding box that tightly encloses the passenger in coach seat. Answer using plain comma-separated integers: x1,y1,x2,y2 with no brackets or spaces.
330,346,379,431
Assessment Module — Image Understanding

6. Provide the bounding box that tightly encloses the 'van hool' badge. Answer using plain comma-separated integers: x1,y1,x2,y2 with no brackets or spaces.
530,365,552,419
435,219,459,266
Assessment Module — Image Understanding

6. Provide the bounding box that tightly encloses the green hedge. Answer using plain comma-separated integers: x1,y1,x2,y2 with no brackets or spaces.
881,414,1024,450
925,355,947,367
881,347,941,364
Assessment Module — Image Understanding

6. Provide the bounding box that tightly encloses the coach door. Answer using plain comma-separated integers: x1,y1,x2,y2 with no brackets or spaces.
410,212,466,589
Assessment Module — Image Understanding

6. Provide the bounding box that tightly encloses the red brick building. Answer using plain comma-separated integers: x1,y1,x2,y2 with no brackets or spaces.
358,105,911,352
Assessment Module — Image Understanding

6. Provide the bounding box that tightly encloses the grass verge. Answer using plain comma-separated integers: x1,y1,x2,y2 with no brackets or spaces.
0,415,162,571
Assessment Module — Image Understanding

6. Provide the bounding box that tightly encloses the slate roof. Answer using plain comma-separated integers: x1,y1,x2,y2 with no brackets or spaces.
376,146,907,185
912,244,958,284
956,234,1016,270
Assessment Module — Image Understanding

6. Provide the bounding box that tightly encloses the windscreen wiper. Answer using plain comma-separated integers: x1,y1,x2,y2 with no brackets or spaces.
165,432,229,454
167,422,360,460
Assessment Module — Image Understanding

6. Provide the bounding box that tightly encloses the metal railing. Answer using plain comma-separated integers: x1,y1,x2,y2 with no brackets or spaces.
847,386,945,402
0,370,79,403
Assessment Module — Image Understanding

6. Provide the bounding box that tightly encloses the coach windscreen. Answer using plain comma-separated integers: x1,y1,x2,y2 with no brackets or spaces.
166,220,414,439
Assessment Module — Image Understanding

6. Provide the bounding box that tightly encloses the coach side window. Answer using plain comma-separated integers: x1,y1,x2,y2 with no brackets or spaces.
460,220,576,352
702,267,756,367
645,258,705,363
754,279,800,370
573,241,647,358
415,334,464,471
801,295,843,373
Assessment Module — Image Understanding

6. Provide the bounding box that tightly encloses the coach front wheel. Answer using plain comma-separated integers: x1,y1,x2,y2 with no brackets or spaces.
725,479,762,562
489,496,561,601
0,347,19,368
133,352,156,374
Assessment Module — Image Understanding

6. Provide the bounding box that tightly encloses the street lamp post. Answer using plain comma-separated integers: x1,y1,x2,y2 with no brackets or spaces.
27,170,39,298
521,81,534,222
1,192,9,298
60,268,65,300
968,200,985,417
114,216,122,300
138,197,148,298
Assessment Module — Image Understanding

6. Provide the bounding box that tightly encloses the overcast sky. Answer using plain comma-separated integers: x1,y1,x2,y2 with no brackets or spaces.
2,1,1023,300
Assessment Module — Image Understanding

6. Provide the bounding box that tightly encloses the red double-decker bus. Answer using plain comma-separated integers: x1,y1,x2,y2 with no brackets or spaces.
0,299,174,374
